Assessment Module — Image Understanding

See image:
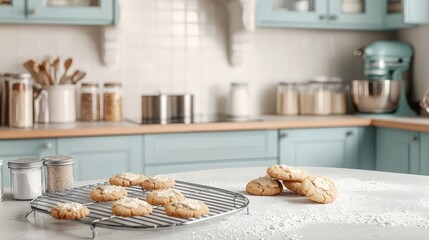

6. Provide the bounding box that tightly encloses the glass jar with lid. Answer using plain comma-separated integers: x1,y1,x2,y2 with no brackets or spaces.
229,82,250,119
80,83,100,121
277,82,299,115
5,73,33,128
8,158,44,200
103,82,122,121
43,155,75,193
331,82,348,114
300,81,333,115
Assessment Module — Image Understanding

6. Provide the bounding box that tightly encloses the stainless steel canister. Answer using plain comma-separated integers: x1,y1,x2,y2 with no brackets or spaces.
141,94,194,124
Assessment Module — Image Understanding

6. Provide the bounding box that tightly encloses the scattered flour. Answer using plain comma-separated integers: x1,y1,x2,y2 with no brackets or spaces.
177,177,429,240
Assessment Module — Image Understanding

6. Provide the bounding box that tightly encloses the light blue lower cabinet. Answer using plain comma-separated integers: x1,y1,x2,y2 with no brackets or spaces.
279,127,372,169
57,135,142,181
418,133,429,175
0,138,56,187
142,130,278,175
375,127,419,174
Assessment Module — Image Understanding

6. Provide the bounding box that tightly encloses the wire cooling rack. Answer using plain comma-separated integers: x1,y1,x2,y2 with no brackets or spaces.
26,181,250,238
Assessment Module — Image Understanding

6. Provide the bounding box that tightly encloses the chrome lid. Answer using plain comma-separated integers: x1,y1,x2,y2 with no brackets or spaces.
43,155,75,166
8,158,43,169
3,73,32,79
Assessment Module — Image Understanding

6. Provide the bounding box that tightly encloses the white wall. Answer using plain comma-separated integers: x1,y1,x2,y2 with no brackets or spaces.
399,25,429,101
0,0,395,118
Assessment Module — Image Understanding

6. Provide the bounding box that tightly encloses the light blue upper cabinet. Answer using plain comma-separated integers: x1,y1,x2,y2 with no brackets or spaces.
0,0,25,21
257,0,412,30
0,0,116,25
375,127,419,174
404,0,429,24
57,136,142,181
279,127,362,169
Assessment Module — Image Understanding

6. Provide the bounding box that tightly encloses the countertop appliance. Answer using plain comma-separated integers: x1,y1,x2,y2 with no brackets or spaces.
352,40,415,116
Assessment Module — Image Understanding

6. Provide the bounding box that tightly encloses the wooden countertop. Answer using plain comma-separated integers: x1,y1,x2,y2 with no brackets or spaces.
1,115,429,140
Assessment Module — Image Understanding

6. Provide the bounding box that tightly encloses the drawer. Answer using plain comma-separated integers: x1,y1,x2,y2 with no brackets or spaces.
143,130,278,164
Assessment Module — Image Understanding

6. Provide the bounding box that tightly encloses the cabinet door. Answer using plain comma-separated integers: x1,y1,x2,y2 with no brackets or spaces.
257,0,328,27
143,131,278,174
375,128,419,174
57,136,142,181
418,133,429,175
26,0,115,25
404,0,429,23
0,138,56,187
0,0,25,21
279,127,359,168
328,0,383,28
384,0,414,29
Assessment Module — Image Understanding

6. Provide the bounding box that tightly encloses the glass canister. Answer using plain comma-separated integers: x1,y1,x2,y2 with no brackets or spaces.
43,155,75,193
300,81,333,115
8,158,44,200
0,159,3,201
80,83,100,121
6,73,33,128
277,82,299,115
331,82,348,114
229,82,250,119
103,82,122,121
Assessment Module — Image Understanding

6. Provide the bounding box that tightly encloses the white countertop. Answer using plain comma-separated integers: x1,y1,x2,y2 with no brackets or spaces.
1,167,429,240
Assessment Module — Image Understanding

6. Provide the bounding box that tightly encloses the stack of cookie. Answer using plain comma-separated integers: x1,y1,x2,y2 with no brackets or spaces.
246,165,338,204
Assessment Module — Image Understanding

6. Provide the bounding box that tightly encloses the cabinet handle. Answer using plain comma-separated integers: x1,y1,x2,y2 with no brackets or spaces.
319,15,326,20
345,131,353,137
280,133,288,138
329,15,338,21
43,142,53,149
412,136,419,142
27,8,37,15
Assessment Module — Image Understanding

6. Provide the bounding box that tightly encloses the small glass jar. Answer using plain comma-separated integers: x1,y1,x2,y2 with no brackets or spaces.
80,83,100,121
103,82,122,121
8,158,44,200
0,159,3,201
43,155,75,193
277,82,299,115
331,82,348,114
6,73,33,128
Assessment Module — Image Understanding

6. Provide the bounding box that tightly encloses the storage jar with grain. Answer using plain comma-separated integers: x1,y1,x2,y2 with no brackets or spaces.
277,82,299,115
6,73,33,128
103,82,122,121
80,83,100,121
43,155,75,193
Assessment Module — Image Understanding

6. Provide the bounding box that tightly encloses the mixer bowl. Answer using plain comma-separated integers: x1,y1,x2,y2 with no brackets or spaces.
351,80,400,113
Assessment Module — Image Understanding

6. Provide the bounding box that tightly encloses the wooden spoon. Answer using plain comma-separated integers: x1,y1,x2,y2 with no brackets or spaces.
52,58,60,85
72,71,86,84
23,60,40,85
43,61,54,85
60,58,73,84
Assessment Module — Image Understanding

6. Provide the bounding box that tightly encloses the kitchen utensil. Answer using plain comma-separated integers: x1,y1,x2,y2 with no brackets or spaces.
52,58,60,84
353,41,415,116
277,82,299,115
71,70,86,84
60,58,73,84
351,80,400,113
47,85,76,123
8,158,44,200
34,89,49,123
43,61,53,85
229,82,250,119
27,180,249,238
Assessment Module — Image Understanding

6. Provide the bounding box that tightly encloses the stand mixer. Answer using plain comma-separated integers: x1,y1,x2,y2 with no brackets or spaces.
352,40,416,116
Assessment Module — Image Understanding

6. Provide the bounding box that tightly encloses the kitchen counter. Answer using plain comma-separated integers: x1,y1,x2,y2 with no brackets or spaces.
1,115,429,139
1,167,429,240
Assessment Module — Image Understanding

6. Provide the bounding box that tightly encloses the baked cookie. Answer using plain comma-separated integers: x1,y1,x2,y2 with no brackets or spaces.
146,188,185,206
267,165,308,181
283,181,305,196
301,176,338,204
165,199,209,219
141,175,175,190
246,175,283,196
111,197,153,217
51,202,90,220
89,185,128,202
109,172,147,187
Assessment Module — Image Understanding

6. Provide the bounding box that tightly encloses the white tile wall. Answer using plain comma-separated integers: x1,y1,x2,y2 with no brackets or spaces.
0,0,395,118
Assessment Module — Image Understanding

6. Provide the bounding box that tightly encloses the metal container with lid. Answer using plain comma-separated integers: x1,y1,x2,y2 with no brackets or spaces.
141,93,194,124
8,158,44,200
103,82,122,121
43,155,75,193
